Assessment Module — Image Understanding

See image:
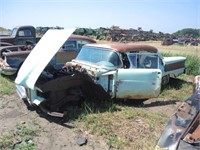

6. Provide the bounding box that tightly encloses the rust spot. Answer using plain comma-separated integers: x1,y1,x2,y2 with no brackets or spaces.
183,113,200,143
193,75,200,93
177,102,192,120
0,58,9,69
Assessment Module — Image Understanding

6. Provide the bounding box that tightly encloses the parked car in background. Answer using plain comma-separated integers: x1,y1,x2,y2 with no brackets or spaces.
0,25,40,46
0,34,96,75
15,29,186,117
155,75,200,150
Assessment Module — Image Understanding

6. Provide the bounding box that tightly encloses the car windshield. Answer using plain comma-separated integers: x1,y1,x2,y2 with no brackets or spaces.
75,46,121,67
11,28,17,37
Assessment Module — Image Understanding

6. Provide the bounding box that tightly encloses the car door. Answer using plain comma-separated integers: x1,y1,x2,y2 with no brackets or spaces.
115,68,162,99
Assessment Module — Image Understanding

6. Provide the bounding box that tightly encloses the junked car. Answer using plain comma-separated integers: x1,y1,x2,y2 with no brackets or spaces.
15,29,186,116
0,34,96,75
155,75,200,150
0,25,39,46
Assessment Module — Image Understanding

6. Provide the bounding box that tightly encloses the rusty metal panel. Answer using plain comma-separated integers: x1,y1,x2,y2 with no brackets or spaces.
155,75,200,150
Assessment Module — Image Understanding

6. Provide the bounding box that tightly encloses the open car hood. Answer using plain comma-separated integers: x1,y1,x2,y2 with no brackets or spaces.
15,28,75,90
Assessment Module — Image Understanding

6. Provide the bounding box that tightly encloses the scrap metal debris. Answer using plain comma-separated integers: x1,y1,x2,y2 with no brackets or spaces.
76,136,87,146
155,75,200,150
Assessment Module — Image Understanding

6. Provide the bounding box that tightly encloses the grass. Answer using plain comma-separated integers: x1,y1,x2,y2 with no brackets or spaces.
0,74,15,95
134,41,200,57
0,76,195,149
160,75,193,101
0,119,41,150
74,103,169,149
72,75,194,149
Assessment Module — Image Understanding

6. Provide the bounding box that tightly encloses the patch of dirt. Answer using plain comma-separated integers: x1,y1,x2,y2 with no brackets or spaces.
0,93,181,150
0,93,108,150
1,76,194,149
1,76,192,149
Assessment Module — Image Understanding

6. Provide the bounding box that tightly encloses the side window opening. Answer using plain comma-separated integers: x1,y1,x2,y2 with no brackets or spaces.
127,54,137,68
18,31,24,36
62,40,77,51
61,40,91,52
138,54,158,69
127,52,159,69
18,29,32,37
77,40,91,51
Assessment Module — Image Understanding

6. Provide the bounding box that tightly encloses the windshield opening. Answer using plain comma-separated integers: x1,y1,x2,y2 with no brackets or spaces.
75,46,122,67
11,28,17,37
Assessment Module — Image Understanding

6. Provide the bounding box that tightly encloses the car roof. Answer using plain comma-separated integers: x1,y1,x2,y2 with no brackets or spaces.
69,34,96,43
86,43,158,53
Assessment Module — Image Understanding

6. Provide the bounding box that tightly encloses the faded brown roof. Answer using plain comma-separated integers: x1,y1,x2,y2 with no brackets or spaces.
86,43,158,53
69,34,96,43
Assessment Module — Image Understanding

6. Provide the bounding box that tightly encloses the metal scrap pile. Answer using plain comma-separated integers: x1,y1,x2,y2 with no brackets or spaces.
73,26,170,42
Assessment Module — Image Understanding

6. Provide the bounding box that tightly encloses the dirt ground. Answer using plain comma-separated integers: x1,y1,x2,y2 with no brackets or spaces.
0,93,109,150
0,89,181,150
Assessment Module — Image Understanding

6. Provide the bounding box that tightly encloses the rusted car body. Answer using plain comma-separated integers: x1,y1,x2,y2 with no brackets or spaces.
0,34,96,75
15,29,186,116
155,75,200,150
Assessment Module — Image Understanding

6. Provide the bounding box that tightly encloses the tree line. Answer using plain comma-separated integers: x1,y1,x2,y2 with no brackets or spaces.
173,28,200,38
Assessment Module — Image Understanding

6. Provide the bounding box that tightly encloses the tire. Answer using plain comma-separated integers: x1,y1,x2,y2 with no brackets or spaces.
162,75,170,85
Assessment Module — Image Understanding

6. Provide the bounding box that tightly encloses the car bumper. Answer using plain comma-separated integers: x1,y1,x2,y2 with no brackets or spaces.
0,59,17,75
16,84,45,106
16,84,27,99
0,66,17,75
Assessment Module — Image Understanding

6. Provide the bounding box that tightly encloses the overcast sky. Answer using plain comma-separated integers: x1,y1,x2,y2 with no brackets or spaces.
0,0,199,33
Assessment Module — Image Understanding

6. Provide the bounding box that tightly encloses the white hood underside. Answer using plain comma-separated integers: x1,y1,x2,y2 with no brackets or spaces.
15,28,76,90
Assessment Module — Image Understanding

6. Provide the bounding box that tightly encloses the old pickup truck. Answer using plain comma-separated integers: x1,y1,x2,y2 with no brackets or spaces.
0,25,40,46
15,29,186,116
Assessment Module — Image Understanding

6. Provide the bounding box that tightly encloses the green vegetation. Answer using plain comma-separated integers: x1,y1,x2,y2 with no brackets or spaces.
161,75,193,101
162,52,200,76
0,74,195,149
72,73,193,149
0,27,11,35
0,122,40,150
173,28,200,38
0,75,15,95
0,27,10,31
74,102,171,149
0,27,6,31
185,55,200,75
